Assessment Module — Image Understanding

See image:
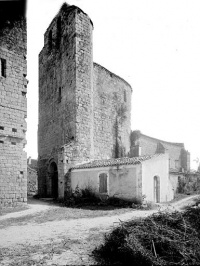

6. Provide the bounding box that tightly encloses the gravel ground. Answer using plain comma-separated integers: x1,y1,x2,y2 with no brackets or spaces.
0,195,198,265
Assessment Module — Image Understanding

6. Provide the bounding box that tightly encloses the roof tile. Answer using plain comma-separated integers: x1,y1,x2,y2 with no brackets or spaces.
71,154,161,170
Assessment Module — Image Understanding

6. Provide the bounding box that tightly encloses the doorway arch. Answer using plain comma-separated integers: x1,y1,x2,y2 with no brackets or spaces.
154,176,160,203
49,162,58,198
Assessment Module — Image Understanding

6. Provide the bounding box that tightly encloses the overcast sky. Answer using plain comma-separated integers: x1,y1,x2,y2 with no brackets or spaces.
26,0,200,169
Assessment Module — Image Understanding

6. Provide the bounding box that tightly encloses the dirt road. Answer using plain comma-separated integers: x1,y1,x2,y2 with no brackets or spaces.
0,195,198,265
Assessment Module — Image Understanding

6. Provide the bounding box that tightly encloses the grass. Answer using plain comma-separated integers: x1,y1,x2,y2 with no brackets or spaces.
93,198,200,265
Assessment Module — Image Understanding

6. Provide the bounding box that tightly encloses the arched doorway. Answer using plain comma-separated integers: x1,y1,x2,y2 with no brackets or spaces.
49,162,58,198
154,176,160,203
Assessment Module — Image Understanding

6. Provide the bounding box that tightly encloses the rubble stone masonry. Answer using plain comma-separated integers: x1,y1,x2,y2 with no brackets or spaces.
38,4,132,198
0,16,27,207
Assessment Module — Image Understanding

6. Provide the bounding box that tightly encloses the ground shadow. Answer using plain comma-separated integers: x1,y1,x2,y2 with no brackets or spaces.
28,196,61,207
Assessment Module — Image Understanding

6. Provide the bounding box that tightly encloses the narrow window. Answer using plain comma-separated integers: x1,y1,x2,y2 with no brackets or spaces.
48,30,53,50
1,59,6,78
57,17,61,47
99,173,108,193
124,90,127,102
58,87,61,102
0,126,4,130
12,128,17,132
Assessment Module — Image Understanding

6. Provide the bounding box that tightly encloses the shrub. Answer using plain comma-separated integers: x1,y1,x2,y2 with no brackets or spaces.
62,185,101,207
93,205,200,265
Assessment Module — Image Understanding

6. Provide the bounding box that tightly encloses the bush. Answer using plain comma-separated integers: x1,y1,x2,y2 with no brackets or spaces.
62,185,101,207
93,205,200,265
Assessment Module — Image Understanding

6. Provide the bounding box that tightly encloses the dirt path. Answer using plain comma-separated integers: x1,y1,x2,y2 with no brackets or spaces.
0,195,198,266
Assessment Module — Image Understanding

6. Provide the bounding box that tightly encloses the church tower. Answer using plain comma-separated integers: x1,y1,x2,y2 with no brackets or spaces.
38,4,94,197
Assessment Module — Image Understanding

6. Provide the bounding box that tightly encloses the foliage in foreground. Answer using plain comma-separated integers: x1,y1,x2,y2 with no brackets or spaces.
93,202,200,265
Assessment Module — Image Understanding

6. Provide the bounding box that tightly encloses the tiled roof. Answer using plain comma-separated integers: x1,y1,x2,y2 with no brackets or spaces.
71,154,161,170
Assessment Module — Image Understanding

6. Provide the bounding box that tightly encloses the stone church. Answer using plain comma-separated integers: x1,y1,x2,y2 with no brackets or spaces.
38,3,132,198
38,3,191,202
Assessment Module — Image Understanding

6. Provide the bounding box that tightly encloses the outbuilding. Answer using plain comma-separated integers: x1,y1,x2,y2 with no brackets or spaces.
68,154,172,203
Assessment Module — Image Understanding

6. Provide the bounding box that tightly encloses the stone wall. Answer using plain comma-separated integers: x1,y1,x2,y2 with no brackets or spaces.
93,63,131,159
38,4,132,198
38,4,94,197
0,12,27,207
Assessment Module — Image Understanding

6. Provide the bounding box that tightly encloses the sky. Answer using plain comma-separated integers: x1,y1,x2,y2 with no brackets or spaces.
26,0,200,169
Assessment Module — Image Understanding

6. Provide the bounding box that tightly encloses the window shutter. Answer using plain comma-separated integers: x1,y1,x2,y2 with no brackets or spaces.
99,173,107,193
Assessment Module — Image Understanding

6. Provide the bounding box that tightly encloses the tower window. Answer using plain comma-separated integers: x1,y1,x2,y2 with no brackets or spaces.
58,87,62,102
124,90,127,102
1,59,6,78
57,17,61,47
48,30,53,50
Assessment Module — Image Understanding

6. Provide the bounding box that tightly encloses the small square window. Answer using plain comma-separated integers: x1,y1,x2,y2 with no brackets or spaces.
0,126,4,130
12,128,17,132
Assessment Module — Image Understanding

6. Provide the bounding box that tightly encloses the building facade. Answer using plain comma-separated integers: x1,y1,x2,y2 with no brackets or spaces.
130,131,190,172
0,0,27,207
38,4,132,198
69,154,172,203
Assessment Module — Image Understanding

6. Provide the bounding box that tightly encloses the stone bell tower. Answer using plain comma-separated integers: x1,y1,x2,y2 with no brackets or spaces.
38,3,94,198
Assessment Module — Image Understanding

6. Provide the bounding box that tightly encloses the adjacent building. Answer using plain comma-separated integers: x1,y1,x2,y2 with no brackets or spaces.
130,131,190,172
0,0,27,207
69,154,172,203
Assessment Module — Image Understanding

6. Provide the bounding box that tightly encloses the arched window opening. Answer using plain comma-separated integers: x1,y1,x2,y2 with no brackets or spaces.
49,162,58,198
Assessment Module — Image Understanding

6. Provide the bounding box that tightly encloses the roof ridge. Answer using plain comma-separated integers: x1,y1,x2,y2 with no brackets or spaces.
140,133,184,147
71,154,161,170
